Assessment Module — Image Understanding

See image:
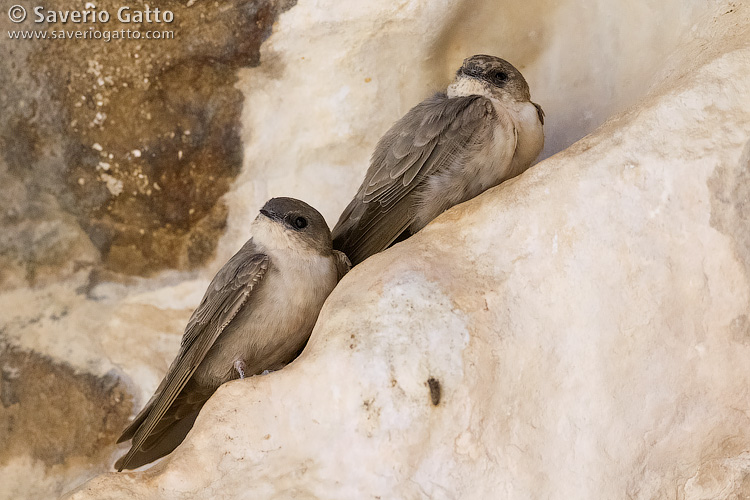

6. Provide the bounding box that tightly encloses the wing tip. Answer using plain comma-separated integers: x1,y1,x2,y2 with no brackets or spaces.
114,451,131,471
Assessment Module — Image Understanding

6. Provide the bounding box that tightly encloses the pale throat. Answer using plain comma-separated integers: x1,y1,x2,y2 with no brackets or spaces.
250,217,295,251
250,216,319,258
447,77,491,98
446,77,519,106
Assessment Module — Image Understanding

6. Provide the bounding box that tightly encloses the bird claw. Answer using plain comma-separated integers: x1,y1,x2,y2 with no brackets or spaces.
234,360,246,379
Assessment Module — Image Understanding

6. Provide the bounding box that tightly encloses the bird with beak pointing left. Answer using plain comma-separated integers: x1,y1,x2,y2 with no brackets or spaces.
115,197,350,471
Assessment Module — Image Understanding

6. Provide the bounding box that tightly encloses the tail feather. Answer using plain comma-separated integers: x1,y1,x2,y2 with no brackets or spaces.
115,409,200,471
115,379,213,471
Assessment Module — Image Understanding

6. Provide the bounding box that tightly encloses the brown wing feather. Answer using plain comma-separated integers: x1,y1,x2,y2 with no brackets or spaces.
332,93,494,265
333,250,352,280
533,101,545,125
114,379,211,470
115,240,269,470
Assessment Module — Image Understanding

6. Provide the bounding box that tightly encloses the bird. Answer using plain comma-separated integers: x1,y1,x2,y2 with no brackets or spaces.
115,197,350,470
332,54,545,266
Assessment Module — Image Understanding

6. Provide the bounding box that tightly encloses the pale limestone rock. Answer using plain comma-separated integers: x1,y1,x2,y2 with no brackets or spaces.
219,0,726,258
1,0,292,495
63,2,750,499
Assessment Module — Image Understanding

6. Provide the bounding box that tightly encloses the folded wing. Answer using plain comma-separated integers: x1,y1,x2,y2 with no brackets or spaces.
332,93,496,265
115,240,269,470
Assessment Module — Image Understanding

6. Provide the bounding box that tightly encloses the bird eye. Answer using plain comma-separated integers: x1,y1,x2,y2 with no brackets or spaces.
293,216,308,229
493,71,509,83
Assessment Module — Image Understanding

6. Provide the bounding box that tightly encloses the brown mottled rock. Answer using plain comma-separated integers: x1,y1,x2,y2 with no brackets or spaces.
65,1,750,498
3,0,749,499
0,1,294,498
0,344,132,498
0,0,294,284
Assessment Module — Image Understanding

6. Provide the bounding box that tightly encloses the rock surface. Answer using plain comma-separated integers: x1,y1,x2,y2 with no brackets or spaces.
66,1,750,499
1,0,749,498
0,0,294,284
0,1,292,497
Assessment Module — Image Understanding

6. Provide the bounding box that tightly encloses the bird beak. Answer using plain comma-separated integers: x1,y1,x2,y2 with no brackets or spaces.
458,66,478,78
259,208,281,221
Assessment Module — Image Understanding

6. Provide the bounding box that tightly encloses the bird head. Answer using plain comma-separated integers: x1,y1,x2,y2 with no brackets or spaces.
254,197,333,254
449,55,531,103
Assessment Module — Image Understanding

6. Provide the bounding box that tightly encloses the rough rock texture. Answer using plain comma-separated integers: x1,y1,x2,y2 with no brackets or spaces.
221,0,726,249
3,0,750,498
0,0,293,285
64,1,750,499
0,1,293,498
0,344,132,499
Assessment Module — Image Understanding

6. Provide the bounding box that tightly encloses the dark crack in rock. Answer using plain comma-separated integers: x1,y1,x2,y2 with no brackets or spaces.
0,0,296,285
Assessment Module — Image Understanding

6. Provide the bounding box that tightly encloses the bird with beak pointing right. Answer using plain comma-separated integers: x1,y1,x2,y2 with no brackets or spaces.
332,55,545,266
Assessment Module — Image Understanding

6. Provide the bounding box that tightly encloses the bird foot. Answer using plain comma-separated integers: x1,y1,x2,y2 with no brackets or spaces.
234,360,247,379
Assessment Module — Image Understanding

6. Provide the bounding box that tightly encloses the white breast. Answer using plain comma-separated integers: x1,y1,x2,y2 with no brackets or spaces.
507,100,544,177
448,76,544,179
413,95,542,230
461,97,543,193
266,246,338,317
195,233,338,386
